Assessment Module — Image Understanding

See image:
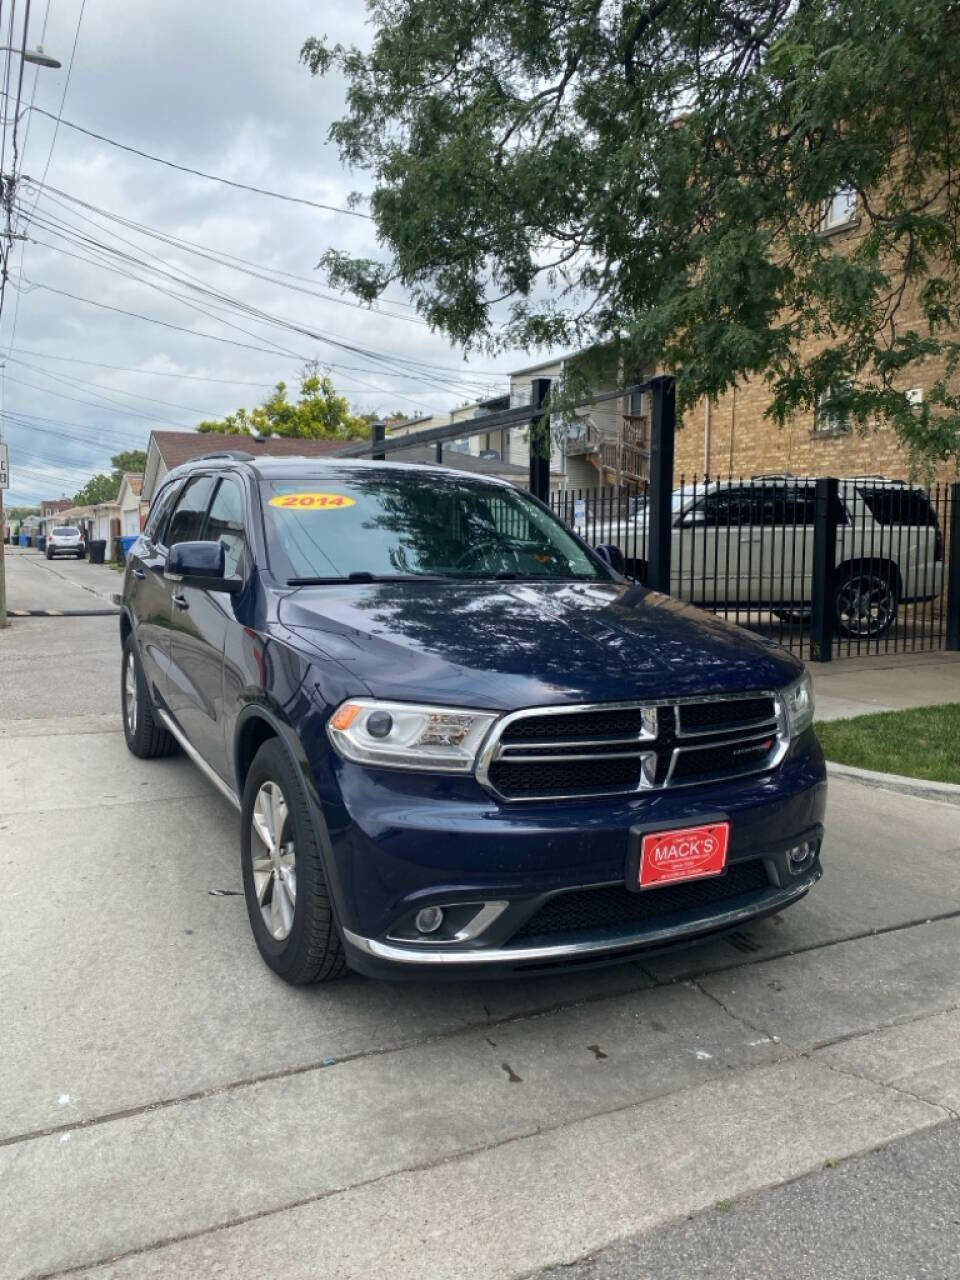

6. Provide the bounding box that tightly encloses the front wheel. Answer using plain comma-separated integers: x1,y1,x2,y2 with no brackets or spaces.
121,635,179,758
834,569,898,639
241,739,346,984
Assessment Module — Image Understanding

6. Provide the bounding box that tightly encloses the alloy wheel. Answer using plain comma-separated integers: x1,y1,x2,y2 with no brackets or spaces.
124,651,138,735
836,573,896,638
250,781,297,941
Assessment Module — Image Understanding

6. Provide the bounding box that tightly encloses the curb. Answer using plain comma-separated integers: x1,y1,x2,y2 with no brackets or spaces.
827,760,960,805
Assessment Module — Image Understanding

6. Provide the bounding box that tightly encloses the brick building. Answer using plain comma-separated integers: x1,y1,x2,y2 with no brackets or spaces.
671,193,960,486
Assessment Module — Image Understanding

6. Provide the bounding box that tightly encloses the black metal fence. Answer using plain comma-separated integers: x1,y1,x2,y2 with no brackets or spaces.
551,475,960,662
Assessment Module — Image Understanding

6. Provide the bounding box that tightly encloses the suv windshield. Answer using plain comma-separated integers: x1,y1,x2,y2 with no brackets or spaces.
260,470,606,583
53,527,79,536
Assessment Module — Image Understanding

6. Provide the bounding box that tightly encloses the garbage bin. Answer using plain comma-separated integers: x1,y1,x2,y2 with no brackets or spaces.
37,536,46,552
19,533,28,547
88,539,106,564
119,534,138,560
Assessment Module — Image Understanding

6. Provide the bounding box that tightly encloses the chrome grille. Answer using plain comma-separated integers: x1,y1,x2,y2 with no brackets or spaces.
476,693,787,802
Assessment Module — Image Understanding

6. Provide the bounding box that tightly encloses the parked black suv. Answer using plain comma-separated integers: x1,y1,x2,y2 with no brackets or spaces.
120,453,825,984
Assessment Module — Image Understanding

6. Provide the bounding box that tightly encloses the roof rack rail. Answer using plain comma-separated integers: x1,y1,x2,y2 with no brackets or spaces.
195,450,256,462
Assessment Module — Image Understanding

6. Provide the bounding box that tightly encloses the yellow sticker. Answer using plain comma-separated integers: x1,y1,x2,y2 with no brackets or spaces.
268,492,356,511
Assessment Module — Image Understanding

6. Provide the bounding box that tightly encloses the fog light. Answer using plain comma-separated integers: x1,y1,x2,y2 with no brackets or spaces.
415,906,445,934
787,841,815,872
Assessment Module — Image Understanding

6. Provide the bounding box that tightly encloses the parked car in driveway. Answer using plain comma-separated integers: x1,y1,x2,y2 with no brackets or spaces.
119,453,826,984
45,526,85,560
591,477,944,639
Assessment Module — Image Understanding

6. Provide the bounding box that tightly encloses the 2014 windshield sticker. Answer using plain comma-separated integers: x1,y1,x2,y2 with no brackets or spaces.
269,493,356,510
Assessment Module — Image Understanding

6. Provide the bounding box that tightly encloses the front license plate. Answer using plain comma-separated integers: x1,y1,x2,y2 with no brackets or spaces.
637,822,730,890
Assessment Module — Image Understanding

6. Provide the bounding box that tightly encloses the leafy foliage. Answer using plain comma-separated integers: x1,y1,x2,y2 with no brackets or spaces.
196,364,369,439
304,1,960,465
73,451,148,507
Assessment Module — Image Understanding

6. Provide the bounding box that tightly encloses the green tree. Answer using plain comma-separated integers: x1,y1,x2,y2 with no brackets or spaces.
72,451,149,506
74,473,120,506
111,450,147,475
304,1,960,466
196,364,369,439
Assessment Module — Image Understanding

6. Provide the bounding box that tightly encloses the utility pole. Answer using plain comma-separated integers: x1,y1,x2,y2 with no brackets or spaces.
0,28,62,628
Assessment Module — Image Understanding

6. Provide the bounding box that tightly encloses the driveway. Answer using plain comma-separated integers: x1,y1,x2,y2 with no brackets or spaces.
2,560,959,1279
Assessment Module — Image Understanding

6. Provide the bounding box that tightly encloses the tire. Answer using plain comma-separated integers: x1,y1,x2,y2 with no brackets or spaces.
834,567,898,639
121,634,179,758
45,549,53,560
241,738,346,985
77,551,84,559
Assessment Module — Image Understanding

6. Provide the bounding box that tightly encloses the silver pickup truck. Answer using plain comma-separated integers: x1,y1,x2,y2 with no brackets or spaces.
582,477,945,639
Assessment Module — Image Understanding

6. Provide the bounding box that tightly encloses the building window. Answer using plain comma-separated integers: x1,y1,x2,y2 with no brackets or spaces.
815,381,853,435
819,187,858,233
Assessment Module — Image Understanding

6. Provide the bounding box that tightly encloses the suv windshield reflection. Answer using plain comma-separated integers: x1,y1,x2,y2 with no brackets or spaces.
260,470,606,583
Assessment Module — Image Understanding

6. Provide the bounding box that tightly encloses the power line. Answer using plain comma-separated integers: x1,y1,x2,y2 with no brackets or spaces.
7,346,282,386
22,188,502,395
22,181,507,390
21,208,502,402
22,102,373,218
19,0,86,227
5,356,220,418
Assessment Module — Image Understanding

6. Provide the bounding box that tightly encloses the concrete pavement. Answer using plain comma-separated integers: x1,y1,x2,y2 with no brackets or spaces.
2,543,120,614
3,550,960,1279
813,648,960,722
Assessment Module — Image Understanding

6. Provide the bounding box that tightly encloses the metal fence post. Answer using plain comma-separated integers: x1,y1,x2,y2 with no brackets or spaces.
529,378,551,501
645,375,676,592
809,477,838,662
947,482,960,650
371,420,386,461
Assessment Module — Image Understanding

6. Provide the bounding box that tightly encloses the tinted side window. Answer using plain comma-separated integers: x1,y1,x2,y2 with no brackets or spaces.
699,489,749,526
203,477,247,577
144,482,180,544
858,487,936,527
166,476,216,548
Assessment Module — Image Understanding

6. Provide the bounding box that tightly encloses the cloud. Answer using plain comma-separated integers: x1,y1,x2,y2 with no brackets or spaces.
1,0,518,504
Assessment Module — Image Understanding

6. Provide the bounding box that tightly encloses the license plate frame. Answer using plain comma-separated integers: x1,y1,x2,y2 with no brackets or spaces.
627,815,731,892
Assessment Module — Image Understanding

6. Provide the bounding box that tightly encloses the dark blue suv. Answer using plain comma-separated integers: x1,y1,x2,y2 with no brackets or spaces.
120,453,825,984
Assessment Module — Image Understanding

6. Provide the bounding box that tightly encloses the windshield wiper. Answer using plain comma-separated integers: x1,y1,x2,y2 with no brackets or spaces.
286,572,448,586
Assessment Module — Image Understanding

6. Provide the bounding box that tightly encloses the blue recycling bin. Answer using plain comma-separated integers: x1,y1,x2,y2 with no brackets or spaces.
119,534,139,560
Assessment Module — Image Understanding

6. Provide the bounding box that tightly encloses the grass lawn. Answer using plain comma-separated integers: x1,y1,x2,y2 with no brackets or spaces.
815,703,960,785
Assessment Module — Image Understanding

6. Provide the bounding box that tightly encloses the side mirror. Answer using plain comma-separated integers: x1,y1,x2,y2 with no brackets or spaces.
165,541,242,594
594,543,625,575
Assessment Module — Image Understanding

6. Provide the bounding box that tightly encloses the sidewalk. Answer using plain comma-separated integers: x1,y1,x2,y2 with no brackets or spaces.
812,649,960,721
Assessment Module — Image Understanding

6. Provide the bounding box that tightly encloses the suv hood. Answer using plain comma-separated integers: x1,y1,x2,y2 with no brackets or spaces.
280,580,802,710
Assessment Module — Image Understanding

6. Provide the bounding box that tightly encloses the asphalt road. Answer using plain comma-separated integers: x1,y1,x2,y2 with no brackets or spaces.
2,549,959,1280
529,1120,960,1280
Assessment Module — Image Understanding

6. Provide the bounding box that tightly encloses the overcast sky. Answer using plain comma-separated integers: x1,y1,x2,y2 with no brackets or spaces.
0,0,526,505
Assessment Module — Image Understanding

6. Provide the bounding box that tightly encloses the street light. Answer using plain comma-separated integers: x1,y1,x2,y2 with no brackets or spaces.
0,45,61,67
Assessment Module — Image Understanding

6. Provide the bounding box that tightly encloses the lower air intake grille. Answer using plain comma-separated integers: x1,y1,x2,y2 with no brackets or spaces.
511,859,771,942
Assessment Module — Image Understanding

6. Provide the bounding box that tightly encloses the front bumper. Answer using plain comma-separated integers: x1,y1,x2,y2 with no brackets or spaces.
317,732,827,979
342,862,820,976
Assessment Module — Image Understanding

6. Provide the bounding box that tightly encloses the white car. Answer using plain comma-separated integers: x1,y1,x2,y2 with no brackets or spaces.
589,477,945,639
45,526,86,560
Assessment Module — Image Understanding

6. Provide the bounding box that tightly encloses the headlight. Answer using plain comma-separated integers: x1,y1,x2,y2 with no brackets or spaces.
327,699,498,773
781,671,814,737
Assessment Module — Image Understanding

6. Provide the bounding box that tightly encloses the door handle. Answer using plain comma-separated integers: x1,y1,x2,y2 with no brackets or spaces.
132,567,146,580
172,593,189,611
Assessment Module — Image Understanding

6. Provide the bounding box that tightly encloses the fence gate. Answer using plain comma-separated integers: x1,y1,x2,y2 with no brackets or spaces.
550,476,959,663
